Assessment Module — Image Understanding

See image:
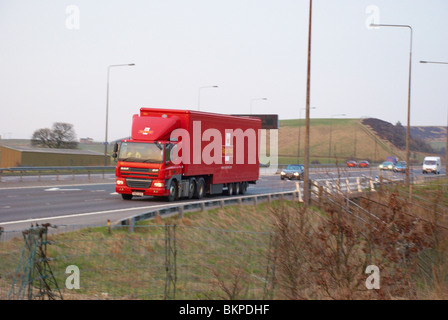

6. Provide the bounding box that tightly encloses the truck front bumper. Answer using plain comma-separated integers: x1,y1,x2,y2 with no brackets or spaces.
115,178,168,197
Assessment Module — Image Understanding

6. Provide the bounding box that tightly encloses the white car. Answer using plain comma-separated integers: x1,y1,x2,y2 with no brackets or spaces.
422,156,441,174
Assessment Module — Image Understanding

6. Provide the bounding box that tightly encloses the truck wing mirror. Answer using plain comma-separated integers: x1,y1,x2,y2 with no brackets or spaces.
113,142,119,153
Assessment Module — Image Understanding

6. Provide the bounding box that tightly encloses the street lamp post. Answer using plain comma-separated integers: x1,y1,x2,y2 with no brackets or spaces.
303,0,313,206
298,107,315,163
198,86,218,111
371,23,413,188
420,60,448,174
328,113,346,164
104,63,135,166
250,98,268,115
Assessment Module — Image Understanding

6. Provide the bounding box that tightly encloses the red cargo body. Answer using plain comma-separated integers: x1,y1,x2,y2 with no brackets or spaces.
115,108,261,201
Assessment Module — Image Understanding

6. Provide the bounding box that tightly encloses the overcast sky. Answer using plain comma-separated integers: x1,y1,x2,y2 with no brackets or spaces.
1,0,448,142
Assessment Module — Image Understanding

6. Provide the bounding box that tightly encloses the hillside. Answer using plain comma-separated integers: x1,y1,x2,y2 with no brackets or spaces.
277,118,412,164
410,126,446,152
362,118,436,154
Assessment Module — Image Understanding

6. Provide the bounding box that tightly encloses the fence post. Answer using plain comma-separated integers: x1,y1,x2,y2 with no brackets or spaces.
178,206,184,219
318,186,323,207
369,178,376,192
296,182,303,202
346,178,351,194
356,177,362,193
127,218,135,232
164,224,177,300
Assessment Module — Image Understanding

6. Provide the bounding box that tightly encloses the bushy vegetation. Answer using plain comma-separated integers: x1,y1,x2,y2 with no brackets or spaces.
362,118,436,154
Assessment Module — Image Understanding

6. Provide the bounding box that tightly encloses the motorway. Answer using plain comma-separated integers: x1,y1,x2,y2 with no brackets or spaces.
0,167,443,231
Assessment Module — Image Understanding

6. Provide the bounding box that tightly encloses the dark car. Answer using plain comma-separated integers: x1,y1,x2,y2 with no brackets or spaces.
393,161,407,173
280,164,304,180
346,161,358,168
358,160,370,168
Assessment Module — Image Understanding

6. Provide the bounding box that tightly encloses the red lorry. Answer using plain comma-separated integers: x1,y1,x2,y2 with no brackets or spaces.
113,108,262,201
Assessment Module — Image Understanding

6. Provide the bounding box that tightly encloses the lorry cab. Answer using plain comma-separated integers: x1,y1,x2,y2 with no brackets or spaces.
422,156,441,174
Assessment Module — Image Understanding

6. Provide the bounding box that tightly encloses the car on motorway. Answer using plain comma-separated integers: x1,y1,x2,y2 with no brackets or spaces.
358,160,370,168
379,161,394,171
280,164,304,180
393,161,406,173
346,161,358,168
422,156,441,174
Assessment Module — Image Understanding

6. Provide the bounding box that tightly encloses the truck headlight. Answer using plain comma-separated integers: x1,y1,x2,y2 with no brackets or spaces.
116,179,124,185
153,181,164,188
281,171,285,175
294,172,299,176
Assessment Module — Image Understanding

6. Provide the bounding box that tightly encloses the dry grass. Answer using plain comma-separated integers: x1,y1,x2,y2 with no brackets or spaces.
1,189,447,300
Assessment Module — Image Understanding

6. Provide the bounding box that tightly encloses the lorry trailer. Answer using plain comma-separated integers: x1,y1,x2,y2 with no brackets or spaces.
113,108,262,201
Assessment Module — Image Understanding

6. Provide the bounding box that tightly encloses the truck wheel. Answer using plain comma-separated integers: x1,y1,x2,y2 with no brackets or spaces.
187,179,195,199
240,182,248,194
122,194,133,200
167,180,178,202
225,183,234,196
195,178,205,199
234,183,240,195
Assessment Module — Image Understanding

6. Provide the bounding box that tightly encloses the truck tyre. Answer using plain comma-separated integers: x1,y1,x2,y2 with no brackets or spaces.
240,182,248,194
234,183,240,195
195,178,205,199
167,180,178,202
225,183,234,196
187,179,195,199
122,194,133,200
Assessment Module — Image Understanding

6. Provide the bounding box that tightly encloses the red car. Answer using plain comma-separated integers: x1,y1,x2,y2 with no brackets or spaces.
346,161,358,167
358,160,370,168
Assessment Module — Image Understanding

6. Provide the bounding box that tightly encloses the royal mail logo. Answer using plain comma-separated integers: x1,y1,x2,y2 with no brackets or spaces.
139,127,153,135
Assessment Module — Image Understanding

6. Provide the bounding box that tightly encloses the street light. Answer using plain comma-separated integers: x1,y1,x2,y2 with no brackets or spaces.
303,0,313,206
420,60,448,174
298,107,315,163
104,63,135,165
198,86,218,111
250,98,268,114
371,23,413,188
328,113,346,164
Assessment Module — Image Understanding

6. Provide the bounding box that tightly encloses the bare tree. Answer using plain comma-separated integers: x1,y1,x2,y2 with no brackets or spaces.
31,122,78,149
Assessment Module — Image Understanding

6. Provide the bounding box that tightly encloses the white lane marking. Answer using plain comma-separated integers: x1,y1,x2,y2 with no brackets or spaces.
0,200,204,226
0,182,115,191
44,188,82,192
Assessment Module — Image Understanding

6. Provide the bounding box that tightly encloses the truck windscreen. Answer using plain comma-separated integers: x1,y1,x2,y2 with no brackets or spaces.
118,142,164,163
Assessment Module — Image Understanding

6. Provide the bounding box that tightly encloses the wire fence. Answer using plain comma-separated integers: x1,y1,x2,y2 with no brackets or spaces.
1,175,447,300
0,224,273,300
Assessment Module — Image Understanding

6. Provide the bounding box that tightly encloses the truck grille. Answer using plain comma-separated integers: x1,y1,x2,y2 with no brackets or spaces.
125,178,152,189
121,167,158,178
